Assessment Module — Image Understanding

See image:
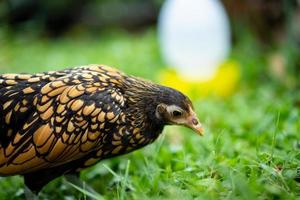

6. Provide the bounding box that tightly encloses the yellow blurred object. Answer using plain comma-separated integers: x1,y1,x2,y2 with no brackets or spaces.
159,60,240,98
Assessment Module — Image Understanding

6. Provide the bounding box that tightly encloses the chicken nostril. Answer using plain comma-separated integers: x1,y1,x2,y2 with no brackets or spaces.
192,118,198,125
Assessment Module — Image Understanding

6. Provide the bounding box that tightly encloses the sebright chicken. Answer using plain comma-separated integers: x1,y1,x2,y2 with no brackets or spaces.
0,64,204,198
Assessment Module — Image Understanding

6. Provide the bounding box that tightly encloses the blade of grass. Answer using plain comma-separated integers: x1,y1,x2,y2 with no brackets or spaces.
270,112,281,163
67,182,104,200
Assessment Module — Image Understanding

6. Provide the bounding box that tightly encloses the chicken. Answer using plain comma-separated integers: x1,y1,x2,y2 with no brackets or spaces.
0,64,204,197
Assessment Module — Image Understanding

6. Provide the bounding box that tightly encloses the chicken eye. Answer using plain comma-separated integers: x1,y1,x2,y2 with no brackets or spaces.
172,110,182,117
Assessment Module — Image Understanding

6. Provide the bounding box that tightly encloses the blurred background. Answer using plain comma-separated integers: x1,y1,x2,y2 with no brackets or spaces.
0,0,299,94
0,0,300,200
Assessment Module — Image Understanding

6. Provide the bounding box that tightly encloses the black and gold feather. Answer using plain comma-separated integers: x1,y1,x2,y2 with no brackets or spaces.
0,64,194,192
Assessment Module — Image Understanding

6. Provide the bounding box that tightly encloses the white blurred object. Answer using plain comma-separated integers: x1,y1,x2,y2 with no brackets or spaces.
158,0,231,80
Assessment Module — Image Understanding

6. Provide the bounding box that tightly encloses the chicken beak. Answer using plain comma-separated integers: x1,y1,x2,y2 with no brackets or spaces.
191,123,204,136
185,113,204,136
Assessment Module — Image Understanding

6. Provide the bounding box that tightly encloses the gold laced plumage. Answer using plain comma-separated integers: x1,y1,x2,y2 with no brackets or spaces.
0,65,147,175
0,64,200,193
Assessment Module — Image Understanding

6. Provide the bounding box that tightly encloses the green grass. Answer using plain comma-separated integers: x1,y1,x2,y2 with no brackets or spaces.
0,28,299,200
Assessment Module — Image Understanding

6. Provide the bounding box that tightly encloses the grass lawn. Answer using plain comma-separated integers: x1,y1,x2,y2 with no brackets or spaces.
0,28,299,200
